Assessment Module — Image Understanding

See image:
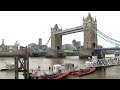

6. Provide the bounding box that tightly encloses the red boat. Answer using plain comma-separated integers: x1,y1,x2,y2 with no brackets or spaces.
54,71,69,79
34,71,69,79
71,67,96,76
28,64,69,79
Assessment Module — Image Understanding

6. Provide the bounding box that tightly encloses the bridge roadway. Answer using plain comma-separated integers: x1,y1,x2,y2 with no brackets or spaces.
55,26,83,35
94,47,120,51
32,49,79,53
56,48,120,52
32,48,120,54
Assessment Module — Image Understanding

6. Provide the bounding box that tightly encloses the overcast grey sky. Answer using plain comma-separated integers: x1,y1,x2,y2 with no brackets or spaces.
0,11,120,47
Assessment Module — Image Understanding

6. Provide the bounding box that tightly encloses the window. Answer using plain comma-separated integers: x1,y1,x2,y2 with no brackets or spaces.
92,43,95,48
56,46,60,50
92,52,94,56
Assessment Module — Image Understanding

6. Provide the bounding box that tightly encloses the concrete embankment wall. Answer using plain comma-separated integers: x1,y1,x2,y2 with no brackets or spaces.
0,52,25,57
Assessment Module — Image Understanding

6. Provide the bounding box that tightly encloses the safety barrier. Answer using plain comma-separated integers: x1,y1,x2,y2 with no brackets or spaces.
85,57,120,68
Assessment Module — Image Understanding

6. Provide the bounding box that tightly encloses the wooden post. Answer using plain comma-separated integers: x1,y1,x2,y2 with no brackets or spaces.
14,46,29,79
24,46,29,79
26,46,29,79
23,57,27,79
15,56,18,79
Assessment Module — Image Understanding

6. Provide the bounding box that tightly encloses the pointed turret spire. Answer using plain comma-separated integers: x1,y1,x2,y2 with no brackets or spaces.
2,39,4,45
83,16,85,21
86,12,93,20
95,17,97,22
54,24,59,29
88,12,91,18
51,27,52,30
60,27,62,30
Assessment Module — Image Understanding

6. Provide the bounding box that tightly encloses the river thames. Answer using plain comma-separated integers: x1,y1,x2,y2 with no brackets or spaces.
0,56,120,79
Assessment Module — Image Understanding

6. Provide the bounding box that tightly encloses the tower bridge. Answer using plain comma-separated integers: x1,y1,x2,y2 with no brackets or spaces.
46,13,98,58
44,13,120,58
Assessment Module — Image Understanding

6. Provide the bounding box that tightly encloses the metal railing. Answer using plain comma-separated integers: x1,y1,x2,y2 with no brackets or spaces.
85,57,120,68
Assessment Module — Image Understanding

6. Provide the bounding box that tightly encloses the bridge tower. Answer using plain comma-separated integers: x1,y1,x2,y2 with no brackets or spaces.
80,13,98,59
46,24,63,57
51,24,62,50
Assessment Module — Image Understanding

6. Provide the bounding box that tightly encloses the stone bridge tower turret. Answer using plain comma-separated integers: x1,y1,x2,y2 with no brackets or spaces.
80,13,98,59
51,24,62,50
83,13,97,48
45,24,63,57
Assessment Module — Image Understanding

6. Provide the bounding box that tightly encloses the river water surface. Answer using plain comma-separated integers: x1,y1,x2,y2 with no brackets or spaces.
0,56,120,79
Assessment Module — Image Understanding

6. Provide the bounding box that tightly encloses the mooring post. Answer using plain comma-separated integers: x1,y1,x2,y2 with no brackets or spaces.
15,56,18,79
26,46,29,79
14,46,29,79
24,46,29,79
23,56,27,79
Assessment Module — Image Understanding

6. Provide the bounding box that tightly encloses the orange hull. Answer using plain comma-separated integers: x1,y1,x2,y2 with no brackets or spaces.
71,67,96,76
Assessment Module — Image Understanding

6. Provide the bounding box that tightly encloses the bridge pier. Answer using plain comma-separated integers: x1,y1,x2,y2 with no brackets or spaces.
79,47,95,59
96,50,105,59
45,48,66,58
45,48,58,57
